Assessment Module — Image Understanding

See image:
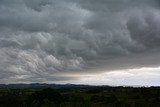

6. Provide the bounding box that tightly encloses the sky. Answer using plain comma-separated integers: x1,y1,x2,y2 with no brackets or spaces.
0,0,160,86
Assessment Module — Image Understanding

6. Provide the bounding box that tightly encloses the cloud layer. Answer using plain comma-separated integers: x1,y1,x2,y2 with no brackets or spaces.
0,0,160,84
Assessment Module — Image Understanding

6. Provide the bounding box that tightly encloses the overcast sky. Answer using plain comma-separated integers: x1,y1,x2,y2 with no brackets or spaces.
0,0,160,86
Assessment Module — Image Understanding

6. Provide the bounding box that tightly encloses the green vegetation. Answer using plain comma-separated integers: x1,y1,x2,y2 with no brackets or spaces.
0,86,160,107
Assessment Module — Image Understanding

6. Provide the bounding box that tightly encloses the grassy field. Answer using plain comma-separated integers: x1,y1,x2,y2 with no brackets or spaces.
0,85,160,107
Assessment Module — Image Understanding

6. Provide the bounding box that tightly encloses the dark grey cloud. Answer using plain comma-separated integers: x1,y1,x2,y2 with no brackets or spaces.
127,10,160,48
0,0,160,83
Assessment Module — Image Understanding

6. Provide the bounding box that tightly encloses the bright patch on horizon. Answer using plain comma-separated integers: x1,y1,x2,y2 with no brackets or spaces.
59,67,160,86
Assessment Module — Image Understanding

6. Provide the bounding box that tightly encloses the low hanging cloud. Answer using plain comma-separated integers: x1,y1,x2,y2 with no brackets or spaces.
0,0,160,83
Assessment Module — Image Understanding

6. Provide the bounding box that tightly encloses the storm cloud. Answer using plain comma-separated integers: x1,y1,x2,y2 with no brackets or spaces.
0,0,160,84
